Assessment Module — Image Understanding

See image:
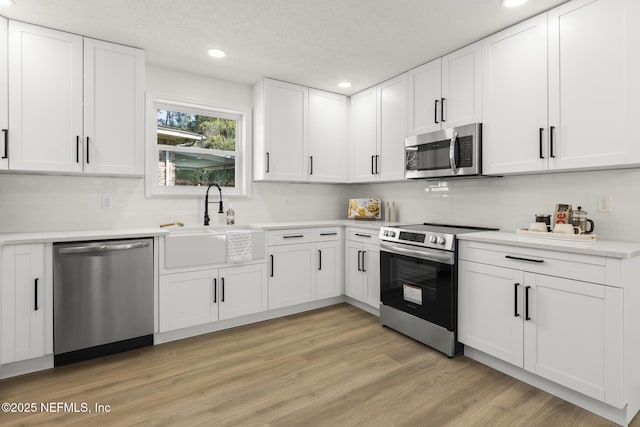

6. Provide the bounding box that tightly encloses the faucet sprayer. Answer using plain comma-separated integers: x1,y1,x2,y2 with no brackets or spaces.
204,183,223,226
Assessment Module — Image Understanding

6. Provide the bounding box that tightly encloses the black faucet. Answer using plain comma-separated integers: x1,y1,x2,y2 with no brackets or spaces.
204,183,223,226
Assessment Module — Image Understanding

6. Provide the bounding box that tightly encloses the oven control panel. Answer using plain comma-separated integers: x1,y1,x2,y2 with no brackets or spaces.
379,226,454,251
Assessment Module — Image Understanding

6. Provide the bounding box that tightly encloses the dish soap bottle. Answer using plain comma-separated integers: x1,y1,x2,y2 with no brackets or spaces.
226,206,235,225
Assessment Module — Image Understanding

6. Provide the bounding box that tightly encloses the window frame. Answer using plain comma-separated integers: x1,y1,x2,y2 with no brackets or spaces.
145,96,251,198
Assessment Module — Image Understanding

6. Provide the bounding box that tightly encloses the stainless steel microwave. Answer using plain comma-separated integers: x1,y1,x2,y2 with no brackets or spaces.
405,123,482,179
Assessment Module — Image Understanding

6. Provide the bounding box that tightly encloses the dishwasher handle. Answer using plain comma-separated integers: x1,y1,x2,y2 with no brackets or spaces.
58,241,150,254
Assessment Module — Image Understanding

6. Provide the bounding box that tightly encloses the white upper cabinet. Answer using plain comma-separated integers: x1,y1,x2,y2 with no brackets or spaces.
8,22,83,173
377,74,408,181
308,89,347,182
548,0,636,169
407,58,441,135
83,39,145,175
482,14,548,175
7,21,145,176
350,75,407,183
484,0,640,174
350,87,378,182
254,79,308,181
254,78,346,183
408,42,482,136
0,17,8,171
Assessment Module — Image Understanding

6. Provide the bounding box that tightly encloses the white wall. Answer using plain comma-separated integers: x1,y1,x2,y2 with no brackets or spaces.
0,66,350,233
352,168,639,241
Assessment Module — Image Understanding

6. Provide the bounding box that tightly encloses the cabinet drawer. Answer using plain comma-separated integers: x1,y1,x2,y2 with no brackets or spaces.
346,227,380,244
267,228,313,246
459,241,606,285
315,227,342,241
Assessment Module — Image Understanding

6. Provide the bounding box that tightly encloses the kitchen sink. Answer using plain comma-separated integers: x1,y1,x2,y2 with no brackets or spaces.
163,225,265,269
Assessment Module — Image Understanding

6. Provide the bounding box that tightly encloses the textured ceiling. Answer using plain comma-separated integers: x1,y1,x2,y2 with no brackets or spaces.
1,0,568,94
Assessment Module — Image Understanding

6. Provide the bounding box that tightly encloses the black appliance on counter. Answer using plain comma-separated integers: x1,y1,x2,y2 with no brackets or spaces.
378,223,497,357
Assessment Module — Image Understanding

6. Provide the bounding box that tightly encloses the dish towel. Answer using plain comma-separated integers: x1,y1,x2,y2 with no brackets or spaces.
226,230,253,263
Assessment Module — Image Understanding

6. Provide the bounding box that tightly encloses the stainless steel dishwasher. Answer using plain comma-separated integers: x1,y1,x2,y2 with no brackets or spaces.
53,238,154,366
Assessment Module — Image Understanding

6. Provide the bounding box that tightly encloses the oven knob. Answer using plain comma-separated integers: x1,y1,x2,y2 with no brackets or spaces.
390,231,396,238
437,236,446,245
429,235,437,244
383,230,389,236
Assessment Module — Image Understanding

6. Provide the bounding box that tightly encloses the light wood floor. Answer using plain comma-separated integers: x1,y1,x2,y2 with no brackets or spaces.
1,303,638,426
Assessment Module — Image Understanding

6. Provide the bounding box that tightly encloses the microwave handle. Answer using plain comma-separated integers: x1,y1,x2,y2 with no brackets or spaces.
449,131,458,175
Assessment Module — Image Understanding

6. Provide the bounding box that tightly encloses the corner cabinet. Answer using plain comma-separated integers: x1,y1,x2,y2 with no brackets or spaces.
407,42,482,136
159,263,268,332
483,0,640,175
253,78,347,183
350,74,407,183
7,21,144,176
1,243,53,364
458,240,625,409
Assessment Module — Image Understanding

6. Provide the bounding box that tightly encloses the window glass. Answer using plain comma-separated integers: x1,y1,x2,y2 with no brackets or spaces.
147,100,249,197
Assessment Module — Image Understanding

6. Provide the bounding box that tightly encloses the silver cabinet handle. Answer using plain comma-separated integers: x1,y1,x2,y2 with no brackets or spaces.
449,130,458,175
59,242,149,254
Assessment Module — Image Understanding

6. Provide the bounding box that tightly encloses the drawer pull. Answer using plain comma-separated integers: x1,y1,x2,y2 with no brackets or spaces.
354,233,371,238
505,255,544,263
320,232,338,236
514,283,520,317
283,235,304,239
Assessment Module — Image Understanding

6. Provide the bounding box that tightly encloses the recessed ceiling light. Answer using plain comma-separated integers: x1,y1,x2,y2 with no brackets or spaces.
337,82,351,89
0,0,15,6
501,0,528,7
207,48,226,58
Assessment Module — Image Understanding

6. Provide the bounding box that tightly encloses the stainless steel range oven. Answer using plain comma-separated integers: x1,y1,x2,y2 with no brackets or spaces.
378,223,496,357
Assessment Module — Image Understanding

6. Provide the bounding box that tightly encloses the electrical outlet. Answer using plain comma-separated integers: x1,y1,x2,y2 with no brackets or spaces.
597,195,611,213
101,196,112,210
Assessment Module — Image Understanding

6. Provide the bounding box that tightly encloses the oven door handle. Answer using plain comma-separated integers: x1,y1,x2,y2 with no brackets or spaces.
449,131,458,175
380,243,454,265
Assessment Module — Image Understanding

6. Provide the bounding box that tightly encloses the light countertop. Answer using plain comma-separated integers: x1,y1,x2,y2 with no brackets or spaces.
457,231,640,259
253,219,397,230
0,228,169,247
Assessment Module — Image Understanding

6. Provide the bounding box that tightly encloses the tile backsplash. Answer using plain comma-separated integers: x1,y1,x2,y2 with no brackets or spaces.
354,168,640,242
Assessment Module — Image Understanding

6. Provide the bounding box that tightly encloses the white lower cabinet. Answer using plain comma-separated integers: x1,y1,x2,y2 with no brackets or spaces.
345,228,380,308
267,227,343,310
1,243,52,364
458,241,623,407
268,242,315,309
159,263,267,333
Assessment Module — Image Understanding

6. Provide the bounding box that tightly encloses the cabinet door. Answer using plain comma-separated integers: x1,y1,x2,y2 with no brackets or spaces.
83,39,144,176
0,17,7,170
308,89,347,182
377,74,407,181
458,260,524,367
350,87,378,182
159,270,216,332
524,273,623,406
345,241,364,301
407,58,441,135
218,264,268,320
363,244,380,308
482,14,548,175
8,21,83,173
441,42,482,129
316,240,342,299
548,0,627,170
1,244,46,363
263,79,308,181
268,243,314,309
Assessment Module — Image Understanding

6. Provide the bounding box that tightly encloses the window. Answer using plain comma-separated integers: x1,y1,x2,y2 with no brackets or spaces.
146,99,250,197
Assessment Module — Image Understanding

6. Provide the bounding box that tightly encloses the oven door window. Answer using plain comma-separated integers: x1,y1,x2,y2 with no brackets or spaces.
380,251,454,330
